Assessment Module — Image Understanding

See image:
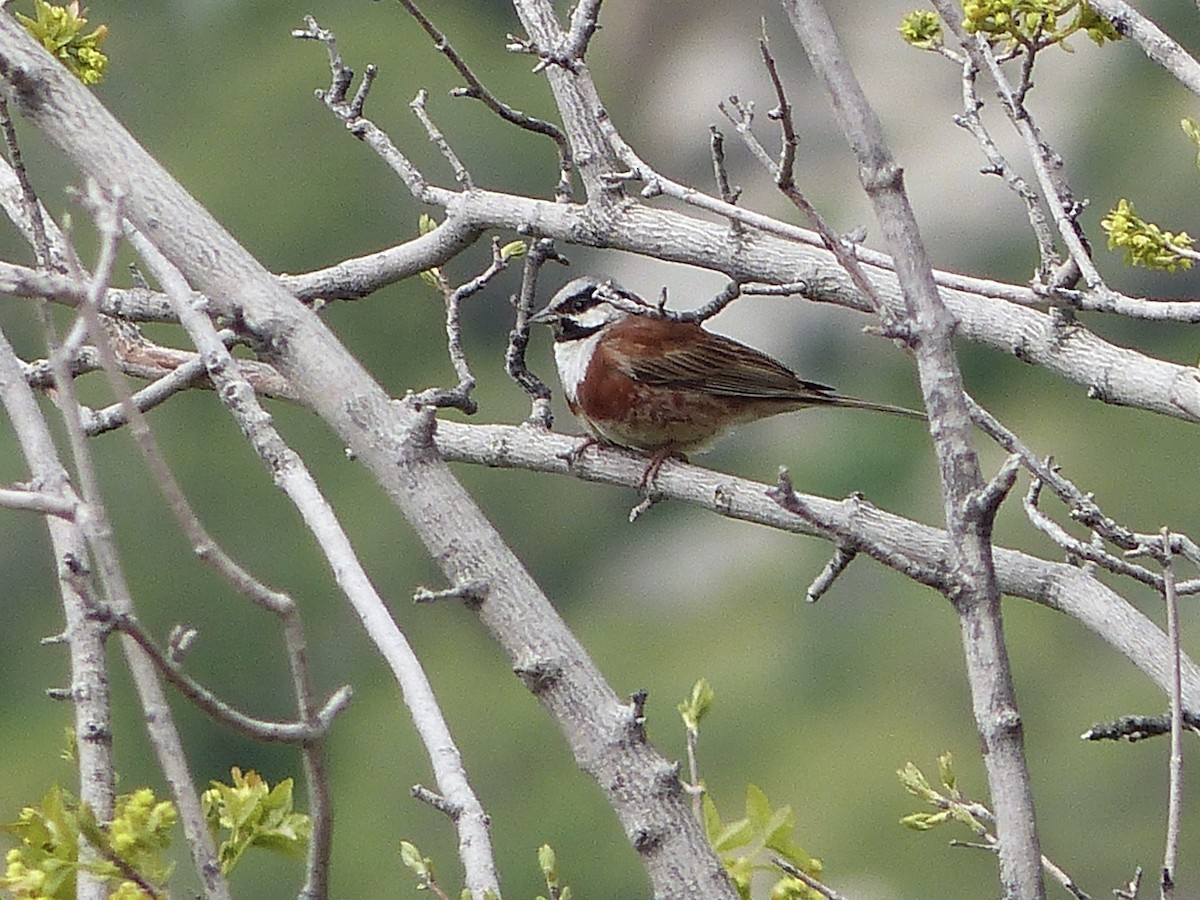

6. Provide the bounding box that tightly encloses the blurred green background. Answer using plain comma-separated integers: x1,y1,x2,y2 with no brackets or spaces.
1,1,1199,897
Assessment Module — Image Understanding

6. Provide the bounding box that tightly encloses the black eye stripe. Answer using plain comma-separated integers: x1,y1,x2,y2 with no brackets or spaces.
561,290,599,313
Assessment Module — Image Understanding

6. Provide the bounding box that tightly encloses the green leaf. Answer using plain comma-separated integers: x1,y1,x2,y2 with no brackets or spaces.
1101,198,1194,272
744,784,773,830
937,751,956,792
1183,118,1200,172
537,843,557,880
678,678,715,731
711,816,755,853
418,213,439,236
500,240,527,261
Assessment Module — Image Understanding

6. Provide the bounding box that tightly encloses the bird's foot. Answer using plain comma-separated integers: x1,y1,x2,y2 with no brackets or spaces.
558,435,600,469
638,447,687,494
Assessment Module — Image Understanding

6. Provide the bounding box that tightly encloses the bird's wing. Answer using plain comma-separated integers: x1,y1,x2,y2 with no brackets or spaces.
618,324,836,401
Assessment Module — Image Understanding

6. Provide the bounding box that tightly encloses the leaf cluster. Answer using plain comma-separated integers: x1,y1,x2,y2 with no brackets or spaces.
201,768,311,876
0,785,176,900
1101,199,1195,273
900,2,1118,51
703,785,823,900
15,0,107,85
961,0,1118,48
897,752,988,835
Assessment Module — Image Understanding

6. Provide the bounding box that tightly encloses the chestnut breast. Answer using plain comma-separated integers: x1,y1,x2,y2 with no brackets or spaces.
571,316,814,451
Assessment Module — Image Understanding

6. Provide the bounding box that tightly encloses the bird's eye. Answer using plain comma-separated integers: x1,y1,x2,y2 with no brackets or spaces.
562,294,593,314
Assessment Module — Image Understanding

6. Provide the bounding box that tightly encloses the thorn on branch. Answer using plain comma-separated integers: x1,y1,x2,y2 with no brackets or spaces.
167,624,198,664
629,689,648,727
628,492,662,523
708,126,743,216
1114,866,1143,900
351,63,377,118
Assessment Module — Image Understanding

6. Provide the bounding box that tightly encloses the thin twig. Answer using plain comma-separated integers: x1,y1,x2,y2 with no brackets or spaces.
0,484,77,517
413,580,489,605
293,16,438,203
1161,528,1182,899
1022,478,1161,589
804,545,857,603
36,185,231,900
719,59,908,341
411,88,473,189
1082,711,1200,742
0,94,50,267
708,125,740,207
411,237,515,413
507,237,562,426
773,857,848,900
393,0,573,200
673,280,742,324
105,611,350,744
561,0,604,62
932,1,1100,293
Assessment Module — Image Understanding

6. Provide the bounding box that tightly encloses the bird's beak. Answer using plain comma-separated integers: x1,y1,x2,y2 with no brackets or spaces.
529,304,556,326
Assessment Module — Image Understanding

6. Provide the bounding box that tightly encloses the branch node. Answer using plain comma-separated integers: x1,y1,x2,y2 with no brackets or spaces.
413,579,489,606
411,783,462,820
167,624,198,664
513,654,564,694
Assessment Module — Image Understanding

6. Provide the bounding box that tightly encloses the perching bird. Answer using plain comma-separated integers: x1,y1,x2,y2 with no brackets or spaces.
531,276,923,484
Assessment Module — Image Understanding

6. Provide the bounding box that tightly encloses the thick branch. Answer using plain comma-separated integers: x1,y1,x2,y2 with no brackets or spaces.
0,16,732,898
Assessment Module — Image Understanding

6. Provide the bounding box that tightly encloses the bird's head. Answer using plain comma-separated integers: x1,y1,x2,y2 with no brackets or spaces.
531,277,656,342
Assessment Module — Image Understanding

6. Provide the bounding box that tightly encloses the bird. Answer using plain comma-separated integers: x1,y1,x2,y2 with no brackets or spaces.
530,276,924,487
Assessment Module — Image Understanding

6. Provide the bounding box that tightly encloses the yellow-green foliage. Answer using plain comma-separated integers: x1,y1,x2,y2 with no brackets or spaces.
901,2,1118,51
898,11,943,49
202,768,311,876
16,0,108,85
961,0,1119,47
898,753,988,835
0,785,176,900
679,680,823,900
1101,199,1194,273
703,786,824,900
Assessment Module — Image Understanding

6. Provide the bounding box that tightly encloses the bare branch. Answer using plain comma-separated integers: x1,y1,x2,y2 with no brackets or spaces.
507,237,562,426
411,88,473,189
0,484,77,517
1161,529,1183,898
126,225,503,897
293,16,439,203
1087,1,1200,96
392,0,574,199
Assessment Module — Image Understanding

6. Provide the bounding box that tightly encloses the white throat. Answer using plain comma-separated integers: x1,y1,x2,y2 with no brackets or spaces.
553,329,605,403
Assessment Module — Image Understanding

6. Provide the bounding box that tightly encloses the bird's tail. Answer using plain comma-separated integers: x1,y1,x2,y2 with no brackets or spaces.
822,395,926,420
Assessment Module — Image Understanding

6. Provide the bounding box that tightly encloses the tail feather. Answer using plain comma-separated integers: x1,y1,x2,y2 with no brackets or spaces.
819,395,926,420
